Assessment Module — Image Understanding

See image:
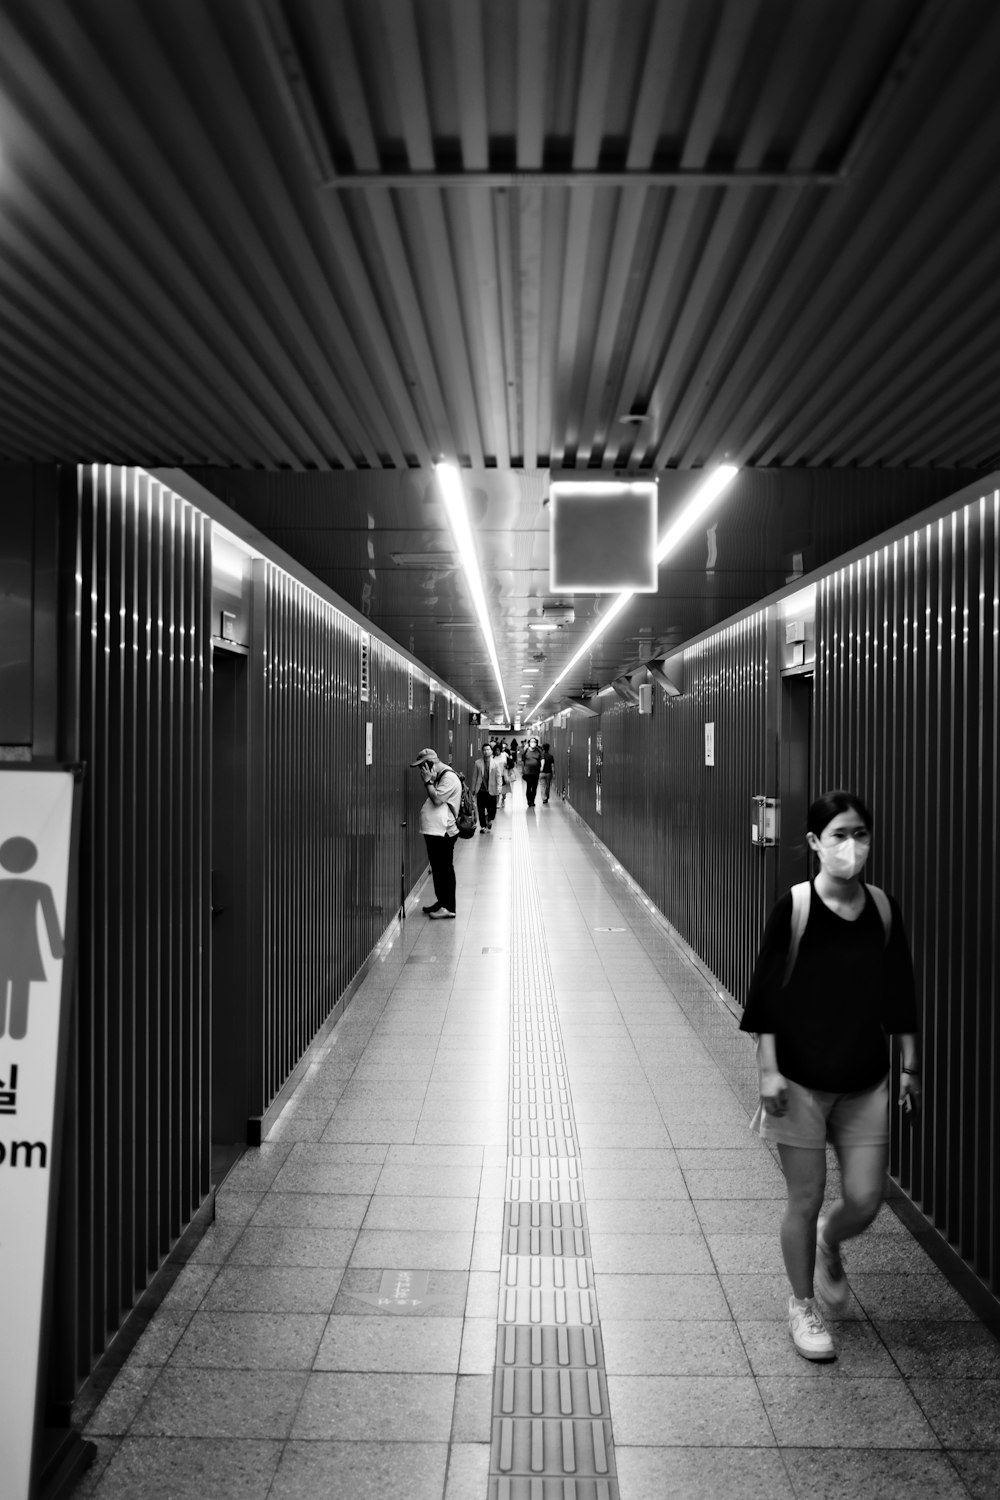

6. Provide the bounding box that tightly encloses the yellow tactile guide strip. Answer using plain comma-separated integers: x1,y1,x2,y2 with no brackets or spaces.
488,808,618,1499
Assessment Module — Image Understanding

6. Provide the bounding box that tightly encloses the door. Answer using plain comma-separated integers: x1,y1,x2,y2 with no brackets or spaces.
210,647,249,1179
777,674,813,894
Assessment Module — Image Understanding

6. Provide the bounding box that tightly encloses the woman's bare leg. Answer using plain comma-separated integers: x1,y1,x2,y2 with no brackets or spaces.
777,1144,827,1298
822,1143,888,1247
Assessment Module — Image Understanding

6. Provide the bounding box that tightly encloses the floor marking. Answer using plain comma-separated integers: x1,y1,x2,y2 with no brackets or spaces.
488,807,618,1497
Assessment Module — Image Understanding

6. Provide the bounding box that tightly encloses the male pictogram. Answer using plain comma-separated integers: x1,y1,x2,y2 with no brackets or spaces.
0,837,64,1041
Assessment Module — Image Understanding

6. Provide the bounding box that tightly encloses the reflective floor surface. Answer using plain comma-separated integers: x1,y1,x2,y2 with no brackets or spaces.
71,785,1000,1499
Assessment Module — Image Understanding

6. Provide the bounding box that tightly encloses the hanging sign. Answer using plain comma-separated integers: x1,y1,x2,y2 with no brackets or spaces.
0,766,81,1500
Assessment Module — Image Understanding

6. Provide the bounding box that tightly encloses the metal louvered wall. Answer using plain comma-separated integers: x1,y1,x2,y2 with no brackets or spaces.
58,465,213,1393
556,481,1000,1298
815,487,999,1294
245,561,468,1115
549,610,775,1005
29,463,473,1406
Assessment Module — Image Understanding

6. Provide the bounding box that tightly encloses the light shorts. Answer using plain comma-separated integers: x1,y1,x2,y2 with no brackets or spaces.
753,1075,890,1150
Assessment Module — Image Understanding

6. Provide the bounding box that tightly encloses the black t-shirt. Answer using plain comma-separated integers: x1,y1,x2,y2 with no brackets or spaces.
739,882,918,1093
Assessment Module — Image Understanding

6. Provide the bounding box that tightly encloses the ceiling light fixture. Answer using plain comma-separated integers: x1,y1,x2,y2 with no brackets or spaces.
434,460,511,723
525,464,739,719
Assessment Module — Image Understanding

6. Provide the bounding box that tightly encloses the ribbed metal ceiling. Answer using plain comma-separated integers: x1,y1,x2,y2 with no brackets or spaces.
1,0,997,712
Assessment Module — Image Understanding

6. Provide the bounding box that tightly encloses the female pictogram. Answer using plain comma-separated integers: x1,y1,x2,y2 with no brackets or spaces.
0,837,64,1040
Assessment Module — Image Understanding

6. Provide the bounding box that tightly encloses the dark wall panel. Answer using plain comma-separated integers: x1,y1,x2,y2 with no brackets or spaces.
246,563,437,1114
34,465,467,1405
550,611,775,1005
67,466,212,1381
815,488,999,1293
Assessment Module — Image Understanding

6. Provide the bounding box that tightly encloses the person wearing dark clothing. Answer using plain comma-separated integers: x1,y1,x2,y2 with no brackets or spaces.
411,747,462,917
521,736,542,807
740,789,920,1362
539,744,555,803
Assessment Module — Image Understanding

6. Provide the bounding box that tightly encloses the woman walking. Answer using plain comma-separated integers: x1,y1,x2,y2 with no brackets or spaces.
740,790,920,1361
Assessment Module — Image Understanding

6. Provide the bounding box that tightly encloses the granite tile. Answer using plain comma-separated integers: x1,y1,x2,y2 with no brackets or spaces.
585,1199,702,1236
606,1374,774,1445
757,1376,940,1448
375,1164,483,1197
614,1446,794,1498
251,1191,370,1229
227,1226,357,1267
601,1318,751,1376
84,1365,161,1437
460,1318,498,1375
313,1314,462,1372
89,1437,281,1499
950,1450,1000,1499
452,1373,493,1442
271,1159,383,1195
348,1229,472,1270
444,1443,491,1500
268,1440,448,1500
320,1117,419,1144
185,1224,245,1265
201,1265,344,1314
159,1264,219,1312
130,1368,307,1438
849,1274,982,1322
291,1372,455,1440
907,1379,1000,1448
169,1311,327,1370
334,1268,468,1319
589,1232,715,1275
362,1195,479,1232
781,1447,969,1499
594,1273,733,1321
127,1309,193,1366
874,1320,1000,1379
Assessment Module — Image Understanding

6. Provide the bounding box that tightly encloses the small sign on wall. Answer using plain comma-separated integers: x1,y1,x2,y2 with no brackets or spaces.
365,723,373,765
705,722,715,766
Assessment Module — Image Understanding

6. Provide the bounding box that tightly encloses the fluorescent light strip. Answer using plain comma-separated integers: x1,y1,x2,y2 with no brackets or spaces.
435,461,511,723
525,464,739,719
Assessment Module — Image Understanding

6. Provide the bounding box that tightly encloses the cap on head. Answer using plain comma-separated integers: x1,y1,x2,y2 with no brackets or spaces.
410,747,438,767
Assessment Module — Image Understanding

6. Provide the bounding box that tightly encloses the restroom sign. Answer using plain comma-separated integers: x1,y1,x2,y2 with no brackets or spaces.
0,766,81,1500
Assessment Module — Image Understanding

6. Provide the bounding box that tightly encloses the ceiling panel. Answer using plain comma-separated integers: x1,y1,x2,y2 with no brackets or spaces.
0,0,997,713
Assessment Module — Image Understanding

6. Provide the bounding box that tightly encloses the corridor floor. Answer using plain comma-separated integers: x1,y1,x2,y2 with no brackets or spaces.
73,787,1000,1499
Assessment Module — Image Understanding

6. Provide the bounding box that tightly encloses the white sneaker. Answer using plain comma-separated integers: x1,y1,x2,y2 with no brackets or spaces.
815,1218,850,1310
788,1297,836,1361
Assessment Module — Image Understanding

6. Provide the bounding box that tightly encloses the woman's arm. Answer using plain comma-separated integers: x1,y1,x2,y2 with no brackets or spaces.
897,1031,921,1113
755,1034,790,1116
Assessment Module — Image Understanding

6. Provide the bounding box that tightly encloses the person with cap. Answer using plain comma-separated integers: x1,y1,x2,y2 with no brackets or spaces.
410,747,462,918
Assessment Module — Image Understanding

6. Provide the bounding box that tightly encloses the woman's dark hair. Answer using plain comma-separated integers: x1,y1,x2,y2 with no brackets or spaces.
807,789,873,837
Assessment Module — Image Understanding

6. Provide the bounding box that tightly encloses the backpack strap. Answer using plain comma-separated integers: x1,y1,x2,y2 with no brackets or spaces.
783,880,892,987
782,882,811,986
866,884,893,945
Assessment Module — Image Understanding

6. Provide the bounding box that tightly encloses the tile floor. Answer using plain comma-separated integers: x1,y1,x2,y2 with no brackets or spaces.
71,785,1000,1498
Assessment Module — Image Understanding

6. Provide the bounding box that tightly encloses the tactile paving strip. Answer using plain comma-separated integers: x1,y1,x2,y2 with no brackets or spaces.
489,811,618,1499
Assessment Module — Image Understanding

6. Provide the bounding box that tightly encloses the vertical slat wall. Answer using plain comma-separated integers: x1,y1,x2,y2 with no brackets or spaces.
552,611,774,1004
247,561,456,1117
71,466,211,1381
815,487,999,1294
52,467,472,1400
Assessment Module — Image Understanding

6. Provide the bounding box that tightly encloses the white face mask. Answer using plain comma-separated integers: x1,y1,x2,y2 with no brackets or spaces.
819,838,871,880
